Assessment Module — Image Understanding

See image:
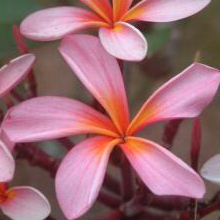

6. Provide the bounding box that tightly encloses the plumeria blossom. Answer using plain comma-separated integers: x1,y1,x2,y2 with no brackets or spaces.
0,54,35,182
2,34,220,220
20,0,210,61
0,54,51,220
0,173,51,220
200,154,220,184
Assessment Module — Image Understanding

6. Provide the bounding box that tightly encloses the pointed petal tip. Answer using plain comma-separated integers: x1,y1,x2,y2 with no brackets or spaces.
124,0,211,23
121,137,206,199
127,62,220,134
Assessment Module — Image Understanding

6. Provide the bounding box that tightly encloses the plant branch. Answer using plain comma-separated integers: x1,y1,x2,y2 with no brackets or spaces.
13,24,37,97
98,190,121,209
15,143,60,178
163,119,183,149
86,209,123,220
120,155,135,202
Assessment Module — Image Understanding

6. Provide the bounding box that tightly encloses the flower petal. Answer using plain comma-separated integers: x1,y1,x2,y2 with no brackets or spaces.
122,0,210,22
121,137,205,198
80,0,112,23
127,63,220,135
0,129,15,151
113,0,133,21
59,34,130,134
0,186,51,220
200,154,220,184
0,54,35,99
20,7,106,41
99,22,148,61
0,139,15,182
2,96,119,143
55,136,120,220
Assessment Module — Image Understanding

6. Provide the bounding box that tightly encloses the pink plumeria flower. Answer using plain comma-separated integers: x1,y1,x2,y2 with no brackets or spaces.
0,54,51,220
0,54,35,182
200,154,220,184
0,178,51,220
20,0,210,61
2,35,220,220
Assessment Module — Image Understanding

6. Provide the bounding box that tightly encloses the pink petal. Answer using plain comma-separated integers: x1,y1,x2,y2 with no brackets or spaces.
121,137,205,198
99,22,148,61
200,154,220,184
59,34,130,134
0,139,15,182
2,96,119,143
20,7,106,41
0,129,15,151
55,136,120,220
122,0,210,22
79,0,113,23
127,63,220,135
0,54,35,98
113,0,133,21
0,186,51,220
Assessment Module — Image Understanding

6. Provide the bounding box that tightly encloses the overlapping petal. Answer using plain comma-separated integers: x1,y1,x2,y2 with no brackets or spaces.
2,96,119,143
59,34,130,134
79,0,112,23
55,136,120,220
127,63,220,135
99,22,148,61
121,137,205,198
20,7,106,41
113,0,133,21
0,54,35,99
0,139,15,182
0,187,51,220
200,154,220,184
122,0,210,22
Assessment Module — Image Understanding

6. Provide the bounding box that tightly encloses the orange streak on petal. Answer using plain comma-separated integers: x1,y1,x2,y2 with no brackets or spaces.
113,0,134,21
126,103,158,136
80,0,113,24
122,4,146,21
113,23,124,32
6,189,17,200
92,138,123,158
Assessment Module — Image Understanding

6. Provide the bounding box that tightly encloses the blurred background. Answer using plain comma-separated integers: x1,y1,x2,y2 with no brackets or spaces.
0,0,220,219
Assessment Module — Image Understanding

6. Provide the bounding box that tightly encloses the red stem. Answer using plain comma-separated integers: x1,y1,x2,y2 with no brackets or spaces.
10,90,24,102
199,200,220,218
142,209,177,220
120,155,135,202
13,24,37,97
98,190,121,208
162,119,183,149
87,209,123,220
103,173,121,195
190,117,201,171
15,143,60,178
57,137,74,151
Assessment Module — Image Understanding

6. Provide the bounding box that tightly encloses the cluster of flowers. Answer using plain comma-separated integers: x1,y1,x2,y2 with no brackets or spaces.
0,0,219,219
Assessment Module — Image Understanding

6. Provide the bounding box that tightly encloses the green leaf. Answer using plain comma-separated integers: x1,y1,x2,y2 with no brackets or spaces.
145,26,170,56
0,0,42,23
0,0,43,60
